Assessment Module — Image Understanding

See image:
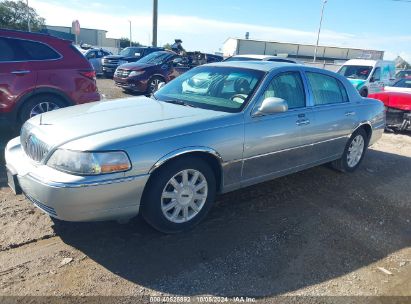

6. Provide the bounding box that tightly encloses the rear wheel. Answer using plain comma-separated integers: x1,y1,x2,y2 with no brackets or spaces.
331,128,368,173
19,94,67,124
141,157,216,233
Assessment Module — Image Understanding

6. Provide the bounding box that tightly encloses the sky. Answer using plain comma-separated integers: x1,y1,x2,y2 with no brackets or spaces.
29,0,411,61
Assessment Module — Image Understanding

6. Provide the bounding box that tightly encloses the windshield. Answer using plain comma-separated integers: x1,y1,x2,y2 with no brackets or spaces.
119,47,143,57
138,52,174,65
154,66,265,113
393,79,411,88
396,70,411,79
338,65,373,80
224,57,262,62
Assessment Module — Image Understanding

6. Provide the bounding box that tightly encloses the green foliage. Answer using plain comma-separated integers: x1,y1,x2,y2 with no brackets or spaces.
163,43,172,50
119,37,141,49
0,0,45,31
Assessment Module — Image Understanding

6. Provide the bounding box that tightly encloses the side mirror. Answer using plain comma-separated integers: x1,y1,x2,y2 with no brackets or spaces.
370,77,375,83
172,58,183,66
253,97,288,116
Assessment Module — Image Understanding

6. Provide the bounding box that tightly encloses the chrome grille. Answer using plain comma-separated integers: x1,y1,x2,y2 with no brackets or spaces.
114,69,131,78
20,124,50,163
103,58,119,65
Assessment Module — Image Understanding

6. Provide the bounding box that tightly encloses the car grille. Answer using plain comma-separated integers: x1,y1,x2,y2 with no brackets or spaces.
114,69,131,78
20,124,50,163
103,58,119,65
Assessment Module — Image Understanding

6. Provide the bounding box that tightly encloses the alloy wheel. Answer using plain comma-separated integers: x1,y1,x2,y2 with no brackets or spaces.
30,102,60,118
161,169,208,224
347,135,365,168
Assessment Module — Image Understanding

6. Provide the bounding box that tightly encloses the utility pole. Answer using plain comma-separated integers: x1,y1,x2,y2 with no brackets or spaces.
152,0,158,47
313,0,327,62
26,0,31,32
129,20,132,47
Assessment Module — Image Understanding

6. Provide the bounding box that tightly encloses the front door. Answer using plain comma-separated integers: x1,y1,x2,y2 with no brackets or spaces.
242,71,310,182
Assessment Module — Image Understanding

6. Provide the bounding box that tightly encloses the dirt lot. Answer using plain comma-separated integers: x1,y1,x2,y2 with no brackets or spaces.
0,79,410,302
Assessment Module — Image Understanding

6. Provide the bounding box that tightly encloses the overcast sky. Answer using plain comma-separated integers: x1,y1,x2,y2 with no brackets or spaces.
30,0,411,61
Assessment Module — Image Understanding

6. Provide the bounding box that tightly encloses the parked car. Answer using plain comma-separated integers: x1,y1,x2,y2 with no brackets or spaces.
5,61,385,233
369,78,411,131
337,59,396,97
224,54,299,64
102,46,164,77
0,29,100,126
395,70,411,80
113,50,223,94
83,48,112,76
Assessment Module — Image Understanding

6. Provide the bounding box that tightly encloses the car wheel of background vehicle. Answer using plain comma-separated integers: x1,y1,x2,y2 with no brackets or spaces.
331,128,368,173
19,94,67,124
146,76,164,95
359,88,368,97
141,156,216,233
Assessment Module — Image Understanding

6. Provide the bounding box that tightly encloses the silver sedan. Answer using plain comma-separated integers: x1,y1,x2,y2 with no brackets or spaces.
5,61,385,233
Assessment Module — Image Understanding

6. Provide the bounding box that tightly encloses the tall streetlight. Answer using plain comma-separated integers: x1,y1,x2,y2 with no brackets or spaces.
26,0,31,32
128,20,132,47
313,0,327,62
152,0,158,47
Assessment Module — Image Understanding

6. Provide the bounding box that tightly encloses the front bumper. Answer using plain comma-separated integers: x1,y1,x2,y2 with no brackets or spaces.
386,107,411,130
114,77,147,92
5,137,150,222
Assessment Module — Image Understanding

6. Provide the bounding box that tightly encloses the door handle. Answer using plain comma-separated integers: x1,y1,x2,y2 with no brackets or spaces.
11,70,31,75
296,119,310,126
345,111,356,116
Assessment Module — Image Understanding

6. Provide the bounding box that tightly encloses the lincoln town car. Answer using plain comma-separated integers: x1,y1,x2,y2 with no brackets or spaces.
5,62,385,233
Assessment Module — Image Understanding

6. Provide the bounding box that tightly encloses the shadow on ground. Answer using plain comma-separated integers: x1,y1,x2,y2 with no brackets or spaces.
47,149,411,297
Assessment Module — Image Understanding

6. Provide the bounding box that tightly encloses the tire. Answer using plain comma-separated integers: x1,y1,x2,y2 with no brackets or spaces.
331,128,368,173
19,94,67,124
146,76,164,95
141,156,216,233
359,88,368,97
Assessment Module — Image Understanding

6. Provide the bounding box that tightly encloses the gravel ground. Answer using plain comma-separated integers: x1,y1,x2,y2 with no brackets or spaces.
0,79,410,302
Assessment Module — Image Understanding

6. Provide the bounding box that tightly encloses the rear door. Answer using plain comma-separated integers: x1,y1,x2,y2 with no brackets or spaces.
0,37,38,116
302,71,357,162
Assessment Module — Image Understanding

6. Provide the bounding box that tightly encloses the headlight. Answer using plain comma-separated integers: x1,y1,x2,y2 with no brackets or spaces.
129,70,144,77
47,150,131,175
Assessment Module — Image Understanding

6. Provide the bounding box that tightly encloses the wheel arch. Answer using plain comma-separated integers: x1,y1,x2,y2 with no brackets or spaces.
148,147,224,193
352,122,373,142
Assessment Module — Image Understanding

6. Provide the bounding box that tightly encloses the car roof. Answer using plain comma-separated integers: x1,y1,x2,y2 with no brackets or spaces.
0,28,70,42
205,60,301,72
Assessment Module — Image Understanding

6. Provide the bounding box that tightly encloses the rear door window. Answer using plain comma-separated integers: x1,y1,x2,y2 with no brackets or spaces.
306,72,348,105
0,37,60,62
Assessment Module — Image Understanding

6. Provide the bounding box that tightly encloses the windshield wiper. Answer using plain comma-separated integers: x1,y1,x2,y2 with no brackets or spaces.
162,99,197,108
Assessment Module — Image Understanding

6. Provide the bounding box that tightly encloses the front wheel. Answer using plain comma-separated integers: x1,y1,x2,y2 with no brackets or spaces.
146,76,164,95
331,128,368,173
141,157,216,233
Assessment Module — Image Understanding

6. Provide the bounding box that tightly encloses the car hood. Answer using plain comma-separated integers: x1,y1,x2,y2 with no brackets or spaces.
119,62,157,70
104,55,140,60
27,97,232,150
348,79,366,89
370,90,411,111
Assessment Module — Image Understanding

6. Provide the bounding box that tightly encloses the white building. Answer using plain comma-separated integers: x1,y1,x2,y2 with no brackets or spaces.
223,38,384,64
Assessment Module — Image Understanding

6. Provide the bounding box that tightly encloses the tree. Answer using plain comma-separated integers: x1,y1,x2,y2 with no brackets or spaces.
163,43,172,50
119,37,141,49
0,0,45,31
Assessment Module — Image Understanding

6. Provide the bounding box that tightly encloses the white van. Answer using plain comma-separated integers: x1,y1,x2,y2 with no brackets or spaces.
337,59,396,97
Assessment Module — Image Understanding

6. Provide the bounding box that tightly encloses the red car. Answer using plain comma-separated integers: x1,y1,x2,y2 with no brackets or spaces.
0,29,100,126
369,78,411,131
